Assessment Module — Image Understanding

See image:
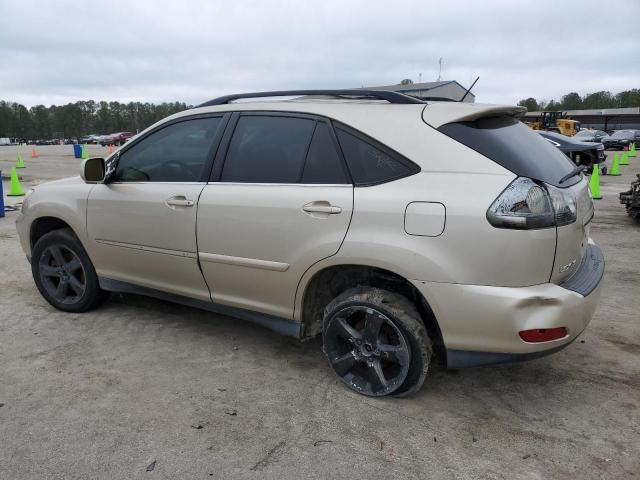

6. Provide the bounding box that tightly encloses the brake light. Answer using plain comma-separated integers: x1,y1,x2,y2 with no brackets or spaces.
519,327,568,343
486,177,577,229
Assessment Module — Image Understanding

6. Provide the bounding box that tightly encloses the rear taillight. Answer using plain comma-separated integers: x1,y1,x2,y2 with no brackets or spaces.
519,327,568,343
487,177,577,229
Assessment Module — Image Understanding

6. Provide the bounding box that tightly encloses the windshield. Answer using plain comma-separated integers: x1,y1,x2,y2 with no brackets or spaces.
575,131,592,137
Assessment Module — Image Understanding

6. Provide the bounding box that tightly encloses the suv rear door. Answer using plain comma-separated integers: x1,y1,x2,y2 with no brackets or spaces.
196,112,353,319
87,115,226,300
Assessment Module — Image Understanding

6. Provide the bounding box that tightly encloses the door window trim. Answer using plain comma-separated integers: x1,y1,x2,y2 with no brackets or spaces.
208,111,353,185
105,112,231,184
331,121,421,187
207,110,419,187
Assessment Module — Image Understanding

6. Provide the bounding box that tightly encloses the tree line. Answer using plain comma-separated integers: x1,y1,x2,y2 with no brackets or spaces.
0,100,191,140
518,89,640,113
3,88,638,139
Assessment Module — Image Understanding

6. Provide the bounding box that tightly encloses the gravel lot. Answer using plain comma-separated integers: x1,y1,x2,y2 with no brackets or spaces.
1,145,639,479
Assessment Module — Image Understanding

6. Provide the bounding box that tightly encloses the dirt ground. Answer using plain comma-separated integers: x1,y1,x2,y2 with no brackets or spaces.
1,145,639,480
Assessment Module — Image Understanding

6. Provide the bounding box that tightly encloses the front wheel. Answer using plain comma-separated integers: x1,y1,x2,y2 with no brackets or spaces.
31,228,107,313
322,287,432,397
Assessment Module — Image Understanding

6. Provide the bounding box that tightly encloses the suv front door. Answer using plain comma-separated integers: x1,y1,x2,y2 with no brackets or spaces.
87,115,226,300
197,113,353,319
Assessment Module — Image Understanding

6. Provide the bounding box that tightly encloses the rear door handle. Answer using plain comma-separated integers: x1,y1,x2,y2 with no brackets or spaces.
166,196,194,208
302,201,342,215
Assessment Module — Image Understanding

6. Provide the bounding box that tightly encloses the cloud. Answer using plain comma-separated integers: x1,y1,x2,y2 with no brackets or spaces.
1,0,638,107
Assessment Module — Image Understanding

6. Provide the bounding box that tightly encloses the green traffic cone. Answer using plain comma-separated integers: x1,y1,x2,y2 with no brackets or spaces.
620,151,629,166
81,144,89,159
630,142,636,157
609,152,621,176
16,150,25,168
589,164,601,200
7,167,25,196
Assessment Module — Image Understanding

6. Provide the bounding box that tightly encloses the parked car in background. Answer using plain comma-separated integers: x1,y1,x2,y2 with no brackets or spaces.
99,132,134,146
538,130,607,174
575,129,608,143
93,134,111,145
79,134,101,144
602,130,640,150
17,89,604,397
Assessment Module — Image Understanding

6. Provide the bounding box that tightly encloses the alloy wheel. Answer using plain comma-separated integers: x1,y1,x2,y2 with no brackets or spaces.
38,244,87,305
324,305,411,396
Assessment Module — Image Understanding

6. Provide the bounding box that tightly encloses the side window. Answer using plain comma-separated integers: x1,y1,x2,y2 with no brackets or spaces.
334,125,419,185
113,117,222,182
301,123,349,184
221,116,315,183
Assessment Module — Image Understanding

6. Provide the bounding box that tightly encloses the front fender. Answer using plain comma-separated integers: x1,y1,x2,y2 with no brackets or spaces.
16,177,94,259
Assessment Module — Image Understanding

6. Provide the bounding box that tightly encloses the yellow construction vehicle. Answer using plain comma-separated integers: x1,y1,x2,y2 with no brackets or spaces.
525,111,581,136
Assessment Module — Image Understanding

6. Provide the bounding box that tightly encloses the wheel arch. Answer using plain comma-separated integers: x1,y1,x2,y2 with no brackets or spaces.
297,263,445,360
30,216,79,249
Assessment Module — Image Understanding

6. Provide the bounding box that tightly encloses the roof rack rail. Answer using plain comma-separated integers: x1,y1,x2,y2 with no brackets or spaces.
197,89,425,107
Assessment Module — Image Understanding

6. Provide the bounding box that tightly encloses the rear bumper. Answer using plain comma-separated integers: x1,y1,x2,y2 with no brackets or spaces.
411,243,604,368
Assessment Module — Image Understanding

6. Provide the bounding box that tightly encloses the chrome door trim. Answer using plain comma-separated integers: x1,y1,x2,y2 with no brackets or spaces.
198,252,290,272
95,239,197,258
107,181,207,185
206,182,351,187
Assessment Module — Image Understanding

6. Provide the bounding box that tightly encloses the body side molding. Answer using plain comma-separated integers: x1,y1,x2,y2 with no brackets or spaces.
198,252,290,272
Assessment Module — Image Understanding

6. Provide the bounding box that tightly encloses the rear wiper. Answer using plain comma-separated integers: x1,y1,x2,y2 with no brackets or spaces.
559,165,585,184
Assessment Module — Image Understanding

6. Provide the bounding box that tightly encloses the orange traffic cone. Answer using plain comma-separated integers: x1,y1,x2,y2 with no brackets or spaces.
31,146,38,158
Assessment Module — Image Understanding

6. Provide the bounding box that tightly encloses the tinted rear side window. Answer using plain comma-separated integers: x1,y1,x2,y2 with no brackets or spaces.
439,117,576,187
221,116,315,183
302,123,349,184
335,125,419,185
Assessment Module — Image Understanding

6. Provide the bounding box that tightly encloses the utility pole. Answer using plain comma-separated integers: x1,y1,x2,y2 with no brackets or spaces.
437,58,442,82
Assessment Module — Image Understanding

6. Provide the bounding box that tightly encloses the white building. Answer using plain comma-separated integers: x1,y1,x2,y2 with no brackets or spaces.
363,81,475,103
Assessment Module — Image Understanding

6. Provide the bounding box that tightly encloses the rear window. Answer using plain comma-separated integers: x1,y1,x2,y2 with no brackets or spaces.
439,117,577,187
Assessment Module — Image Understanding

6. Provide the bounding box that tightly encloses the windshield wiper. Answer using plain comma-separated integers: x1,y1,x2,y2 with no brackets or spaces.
559,165,585,184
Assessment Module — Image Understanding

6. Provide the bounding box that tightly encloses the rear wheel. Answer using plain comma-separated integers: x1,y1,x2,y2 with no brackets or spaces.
322,287,432,397
32,228,107,313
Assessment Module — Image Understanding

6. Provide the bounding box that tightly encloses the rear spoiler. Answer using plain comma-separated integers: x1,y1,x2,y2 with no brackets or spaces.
422,103,527,129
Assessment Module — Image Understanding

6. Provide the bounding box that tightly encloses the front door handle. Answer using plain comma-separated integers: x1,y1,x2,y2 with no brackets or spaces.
166,196,194,208
302,201,342,215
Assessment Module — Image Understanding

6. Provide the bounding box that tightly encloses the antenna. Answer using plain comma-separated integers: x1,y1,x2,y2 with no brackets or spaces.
460,76,479,102
437,58,442,81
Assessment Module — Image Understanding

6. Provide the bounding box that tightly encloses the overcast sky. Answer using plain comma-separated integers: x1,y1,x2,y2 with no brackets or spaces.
1,0,638,107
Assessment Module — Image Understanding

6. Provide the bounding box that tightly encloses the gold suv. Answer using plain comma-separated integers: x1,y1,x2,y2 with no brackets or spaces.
16,90,604,397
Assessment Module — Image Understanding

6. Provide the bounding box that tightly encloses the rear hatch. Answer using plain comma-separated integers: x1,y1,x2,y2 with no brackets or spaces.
551,179,593,283
425,103,593,284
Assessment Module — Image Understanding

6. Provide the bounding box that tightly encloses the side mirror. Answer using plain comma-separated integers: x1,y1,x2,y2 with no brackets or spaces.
80,157,105,183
